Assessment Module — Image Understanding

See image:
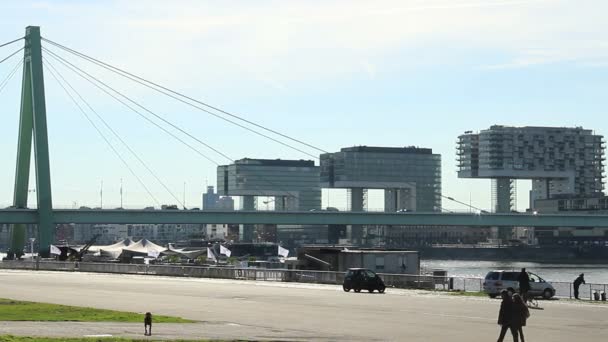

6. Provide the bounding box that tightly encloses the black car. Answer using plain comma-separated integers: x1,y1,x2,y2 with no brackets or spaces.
343,268,386,293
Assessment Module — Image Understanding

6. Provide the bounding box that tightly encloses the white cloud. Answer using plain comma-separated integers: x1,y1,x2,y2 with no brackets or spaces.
111,0,608,78
11,0,606,86
481,41,608,70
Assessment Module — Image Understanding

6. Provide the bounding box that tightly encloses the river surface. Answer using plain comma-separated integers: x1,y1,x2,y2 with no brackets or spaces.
422,259,608,284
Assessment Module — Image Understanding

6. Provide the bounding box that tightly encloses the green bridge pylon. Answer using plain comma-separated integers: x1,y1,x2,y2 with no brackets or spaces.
10,26,54,258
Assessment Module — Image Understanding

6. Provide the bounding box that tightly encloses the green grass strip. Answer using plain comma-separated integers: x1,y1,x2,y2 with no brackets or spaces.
0,337,217,342
0,298,194,323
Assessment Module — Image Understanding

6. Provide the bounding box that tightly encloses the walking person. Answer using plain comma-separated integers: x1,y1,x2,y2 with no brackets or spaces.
512,294,530,342
497,290,519,342
517,268,531,301
144,312,152,336
573,273,586,300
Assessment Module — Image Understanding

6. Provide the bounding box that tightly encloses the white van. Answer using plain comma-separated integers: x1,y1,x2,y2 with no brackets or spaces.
483,270,556,299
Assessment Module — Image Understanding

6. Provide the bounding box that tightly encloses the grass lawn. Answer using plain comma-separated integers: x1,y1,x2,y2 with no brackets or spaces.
0,298,194,323
0,337,216,342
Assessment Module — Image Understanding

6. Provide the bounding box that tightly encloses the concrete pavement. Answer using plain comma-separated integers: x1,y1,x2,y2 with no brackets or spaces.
0,270,606,341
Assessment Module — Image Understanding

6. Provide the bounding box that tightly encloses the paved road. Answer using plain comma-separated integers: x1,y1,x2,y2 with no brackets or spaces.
0,270,606,341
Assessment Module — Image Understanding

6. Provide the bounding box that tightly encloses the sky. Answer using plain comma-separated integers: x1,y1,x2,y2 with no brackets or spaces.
1,0,607,211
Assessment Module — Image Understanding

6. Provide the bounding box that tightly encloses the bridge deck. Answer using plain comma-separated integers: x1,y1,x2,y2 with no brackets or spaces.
1,209,607,227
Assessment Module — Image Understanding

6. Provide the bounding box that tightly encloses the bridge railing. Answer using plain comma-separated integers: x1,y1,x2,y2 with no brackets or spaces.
2,261,608,301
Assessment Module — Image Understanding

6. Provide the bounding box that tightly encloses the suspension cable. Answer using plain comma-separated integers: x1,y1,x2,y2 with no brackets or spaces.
42,47,232,164
44,57,186,209
0,37,23,49
45,60,162,207
24,37,474,212
0,58,22,95
0,47,24,65
42,38,327,157
42,47,223,166
43,40,318,160
43,47,303,201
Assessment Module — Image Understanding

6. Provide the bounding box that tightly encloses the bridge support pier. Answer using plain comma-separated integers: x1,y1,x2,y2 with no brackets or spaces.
10,26,54,258
241,196,255,242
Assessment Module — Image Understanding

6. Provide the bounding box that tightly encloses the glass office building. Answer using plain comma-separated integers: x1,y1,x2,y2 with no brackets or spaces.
217,158,321,211
320,146,442,212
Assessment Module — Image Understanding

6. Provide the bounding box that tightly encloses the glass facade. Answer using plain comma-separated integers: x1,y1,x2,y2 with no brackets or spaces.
320,146,442,212
217,159,321,211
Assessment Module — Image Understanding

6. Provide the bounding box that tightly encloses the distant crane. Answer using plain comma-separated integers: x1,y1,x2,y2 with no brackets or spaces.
58,234,100,261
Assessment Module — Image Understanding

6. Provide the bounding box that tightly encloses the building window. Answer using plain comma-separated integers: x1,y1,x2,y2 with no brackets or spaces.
375,256,385,270
398,256,407,272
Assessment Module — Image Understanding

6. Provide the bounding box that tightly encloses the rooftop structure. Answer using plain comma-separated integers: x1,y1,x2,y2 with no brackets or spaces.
457,125,605,212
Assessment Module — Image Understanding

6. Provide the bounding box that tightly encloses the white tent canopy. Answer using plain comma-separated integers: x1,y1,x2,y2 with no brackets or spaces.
88,238,135,253
84,238,165,259
122,239,166,255
79,238,207,260
164,245,206,259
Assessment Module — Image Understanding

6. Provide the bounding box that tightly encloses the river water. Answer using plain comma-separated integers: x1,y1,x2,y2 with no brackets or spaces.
422,259,608,284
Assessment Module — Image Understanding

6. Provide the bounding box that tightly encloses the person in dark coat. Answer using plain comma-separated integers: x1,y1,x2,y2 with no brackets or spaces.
512,294,530,342
497,290,519,342
573,274,586,300
144,312,152,336
517,268,531,299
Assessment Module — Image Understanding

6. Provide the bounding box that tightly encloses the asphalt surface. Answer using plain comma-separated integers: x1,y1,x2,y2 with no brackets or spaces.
0,269,606,341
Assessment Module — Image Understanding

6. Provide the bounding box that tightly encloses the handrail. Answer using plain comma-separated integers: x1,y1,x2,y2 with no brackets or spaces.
1,261,608,301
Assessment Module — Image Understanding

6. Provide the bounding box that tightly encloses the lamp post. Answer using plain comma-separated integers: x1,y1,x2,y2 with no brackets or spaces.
28,237,36,269
183,181,187,210
263,197,276,211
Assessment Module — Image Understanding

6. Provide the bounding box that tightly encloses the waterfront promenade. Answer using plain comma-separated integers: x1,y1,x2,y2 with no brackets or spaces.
0,270,606,341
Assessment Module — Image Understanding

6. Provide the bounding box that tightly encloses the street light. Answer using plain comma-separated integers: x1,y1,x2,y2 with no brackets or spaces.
443,195,488,213
28,238,35,259
263,197,276,211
